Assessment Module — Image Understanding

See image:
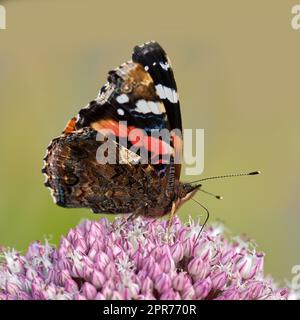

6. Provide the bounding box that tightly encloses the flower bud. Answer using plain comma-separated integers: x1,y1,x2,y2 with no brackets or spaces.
91,269,106,289
173,272,191,292
159,253,175,273
170,242,184,262
211,271,227,291
141,276,153,293
236,254,258,280
154,273,171,293
194,278,212,299
188,257,206,277
64,279,79,293
81,282,97,300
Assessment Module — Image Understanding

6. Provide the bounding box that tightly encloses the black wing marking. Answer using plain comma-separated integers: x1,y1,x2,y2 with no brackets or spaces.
132,41,182,132
132,41,183,180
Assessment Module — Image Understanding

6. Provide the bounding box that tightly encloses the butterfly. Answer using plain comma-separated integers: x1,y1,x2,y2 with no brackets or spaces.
42,41,201,226
43,40,262,236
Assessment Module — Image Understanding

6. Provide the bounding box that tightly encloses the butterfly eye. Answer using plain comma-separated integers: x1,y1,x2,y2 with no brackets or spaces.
64,174,79,186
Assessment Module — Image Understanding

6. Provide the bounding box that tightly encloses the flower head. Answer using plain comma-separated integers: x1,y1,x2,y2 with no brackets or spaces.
0,216,289,300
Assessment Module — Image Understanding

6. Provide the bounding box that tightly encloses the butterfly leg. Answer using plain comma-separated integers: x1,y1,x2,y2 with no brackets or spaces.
116,212,138,231
167,202,177,241
114,205,147,233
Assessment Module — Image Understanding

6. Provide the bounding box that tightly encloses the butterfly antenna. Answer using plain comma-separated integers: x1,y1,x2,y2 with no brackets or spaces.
191,198,210,241
190,171,261,184
199,187,223,200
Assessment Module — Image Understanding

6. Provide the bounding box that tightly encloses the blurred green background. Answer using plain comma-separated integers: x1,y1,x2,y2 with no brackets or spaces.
0,0,299,283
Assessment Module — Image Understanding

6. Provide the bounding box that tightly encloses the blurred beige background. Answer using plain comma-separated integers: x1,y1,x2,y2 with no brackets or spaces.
0,0,299,283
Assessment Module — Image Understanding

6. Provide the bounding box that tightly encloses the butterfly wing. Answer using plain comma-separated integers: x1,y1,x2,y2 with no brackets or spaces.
45,41,183,216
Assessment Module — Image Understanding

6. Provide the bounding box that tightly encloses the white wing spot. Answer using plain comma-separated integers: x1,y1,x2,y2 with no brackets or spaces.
155,84,178,103
135,100,164,115
117,108,125,116
135,99,149,114
159,62,170,70
116,94,129,104
148,101,162,114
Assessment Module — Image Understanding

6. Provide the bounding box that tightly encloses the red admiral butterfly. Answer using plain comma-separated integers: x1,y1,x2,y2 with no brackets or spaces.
42,41,259,230
42,42,199,223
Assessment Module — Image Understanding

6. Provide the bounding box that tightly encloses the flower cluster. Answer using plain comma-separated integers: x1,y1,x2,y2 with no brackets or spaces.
0,216,289,300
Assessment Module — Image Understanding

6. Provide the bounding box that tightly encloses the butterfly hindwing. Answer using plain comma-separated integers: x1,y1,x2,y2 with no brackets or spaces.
43,127,161,214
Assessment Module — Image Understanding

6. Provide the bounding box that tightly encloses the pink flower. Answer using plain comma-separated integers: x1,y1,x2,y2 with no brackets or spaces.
0,216,289,300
